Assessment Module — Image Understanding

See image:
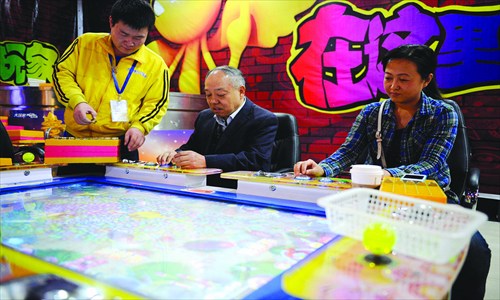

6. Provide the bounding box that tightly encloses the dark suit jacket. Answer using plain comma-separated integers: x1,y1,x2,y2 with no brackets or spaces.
179,98,278,172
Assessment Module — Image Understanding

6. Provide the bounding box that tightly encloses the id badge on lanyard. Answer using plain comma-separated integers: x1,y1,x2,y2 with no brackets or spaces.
109,55,137,122
110,97,129,122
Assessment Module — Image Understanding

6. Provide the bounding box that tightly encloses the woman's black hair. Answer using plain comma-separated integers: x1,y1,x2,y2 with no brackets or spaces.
382,44,443,100
110,0,155,31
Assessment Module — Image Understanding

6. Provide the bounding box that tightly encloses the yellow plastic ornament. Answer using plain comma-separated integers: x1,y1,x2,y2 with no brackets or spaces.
41,111,65,138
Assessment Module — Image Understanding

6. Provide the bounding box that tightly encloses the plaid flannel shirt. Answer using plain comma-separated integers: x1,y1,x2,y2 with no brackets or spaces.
319,92,458,191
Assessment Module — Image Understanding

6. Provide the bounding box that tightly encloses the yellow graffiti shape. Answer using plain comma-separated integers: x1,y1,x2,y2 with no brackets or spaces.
154,0,222,44
149,0,222,93
208,0,316,66
149,0,315,94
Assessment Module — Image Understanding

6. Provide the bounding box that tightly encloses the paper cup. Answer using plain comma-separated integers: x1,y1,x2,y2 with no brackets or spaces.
350,164,384,188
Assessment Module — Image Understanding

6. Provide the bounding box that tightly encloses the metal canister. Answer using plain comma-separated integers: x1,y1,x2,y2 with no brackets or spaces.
0,84,57,107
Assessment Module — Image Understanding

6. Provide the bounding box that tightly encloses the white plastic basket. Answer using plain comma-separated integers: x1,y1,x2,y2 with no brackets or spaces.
317,188,487,264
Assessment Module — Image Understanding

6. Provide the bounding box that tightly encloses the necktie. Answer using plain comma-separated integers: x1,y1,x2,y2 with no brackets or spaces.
217,119,227,140
212,118,227,144
209,121,224,153
216,123,223,141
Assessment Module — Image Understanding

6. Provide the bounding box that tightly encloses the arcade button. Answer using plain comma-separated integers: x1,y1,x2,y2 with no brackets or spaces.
319,177,334,183
254,170,286,178
294,175,312,181
22,152,35,163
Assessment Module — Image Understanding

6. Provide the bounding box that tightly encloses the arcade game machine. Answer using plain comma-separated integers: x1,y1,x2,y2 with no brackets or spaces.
0,152,487,299
0,93,487,299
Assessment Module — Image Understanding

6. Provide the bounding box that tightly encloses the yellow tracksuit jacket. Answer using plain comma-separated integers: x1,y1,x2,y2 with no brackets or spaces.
53,32,169,137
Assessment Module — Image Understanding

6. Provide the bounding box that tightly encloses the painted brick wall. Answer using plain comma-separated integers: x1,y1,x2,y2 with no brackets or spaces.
1,0,496,195
190,0,500,195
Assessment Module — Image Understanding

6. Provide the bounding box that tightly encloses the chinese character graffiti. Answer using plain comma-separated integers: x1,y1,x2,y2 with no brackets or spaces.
288,1,500,113
0,41,59,85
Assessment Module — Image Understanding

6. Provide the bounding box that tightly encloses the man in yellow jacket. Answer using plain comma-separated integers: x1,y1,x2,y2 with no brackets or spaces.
53,0,169,160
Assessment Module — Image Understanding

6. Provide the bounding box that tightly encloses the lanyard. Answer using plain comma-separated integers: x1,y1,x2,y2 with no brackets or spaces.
109,54,138,98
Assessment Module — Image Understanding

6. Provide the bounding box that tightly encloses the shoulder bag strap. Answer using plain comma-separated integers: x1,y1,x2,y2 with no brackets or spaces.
376,100,388,168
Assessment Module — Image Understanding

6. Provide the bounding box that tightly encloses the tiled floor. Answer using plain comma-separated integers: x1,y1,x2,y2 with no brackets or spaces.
480,221,500,300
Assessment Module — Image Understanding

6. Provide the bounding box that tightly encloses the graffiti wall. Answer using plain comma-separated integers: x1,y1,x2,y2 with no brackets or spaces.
1,0,499,195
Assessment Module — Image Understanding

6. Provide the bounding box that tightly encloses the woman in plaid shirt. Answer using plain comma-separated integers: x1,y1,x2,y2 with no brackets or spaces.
294,44,490,300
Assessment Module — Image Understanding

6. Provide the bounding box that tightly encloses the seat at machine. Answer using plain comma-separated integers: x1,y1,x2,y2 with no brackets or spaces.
442,99,480,209
271,113,300,173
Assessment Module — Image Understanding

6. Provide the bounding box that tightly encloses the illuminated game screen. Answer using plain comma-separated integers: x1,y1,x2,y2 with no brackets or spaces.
139,130,193,162
1,182,334,299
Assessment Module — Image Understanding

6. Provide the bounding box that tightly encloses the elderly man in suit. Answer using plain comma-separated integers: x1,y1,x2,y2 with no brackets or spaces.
157,65,278,188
